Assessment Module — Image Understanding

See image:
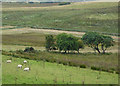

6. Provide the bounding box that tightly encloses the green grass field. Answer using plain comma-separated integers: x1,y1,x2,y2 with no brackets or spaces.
2,2,118,34
2,55,118,84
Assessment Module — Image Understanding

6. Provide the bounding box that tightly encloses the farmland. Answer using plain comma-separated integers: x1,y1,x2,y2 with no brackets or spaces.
2,2,118,35
2,55,118,84
2,2,119,84
2,27,119,84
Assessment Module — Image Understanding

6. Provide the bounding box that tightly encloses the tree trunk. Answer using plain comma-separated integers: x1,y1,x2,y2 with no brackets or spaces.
93,48,96,53
77,49,79,54
96,45,101,54
68,50,69,54
65,51,66,53
96,48,101,53
103,50,105,54
101,45,106,54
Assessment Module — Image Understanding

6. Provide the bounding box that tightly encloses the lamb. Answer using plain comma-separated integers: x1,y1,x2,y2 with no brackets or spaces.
23,60,27,63
23,67,30,71
17,64,22,68
6,60,11,63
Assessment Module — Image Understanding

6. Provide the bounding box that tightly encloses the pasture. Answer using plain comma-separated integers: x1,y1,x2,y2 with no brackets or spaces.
2,55,118,84
1,2,119,84
2,2,118,35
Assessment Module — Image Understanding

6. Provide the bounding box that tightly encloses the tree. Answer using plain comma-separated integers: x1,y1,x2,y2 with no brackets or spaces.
82,32,102,53
75,40,84,53
45,35,55,51
82,32,114,54
101,35,114,54
56,33,84,53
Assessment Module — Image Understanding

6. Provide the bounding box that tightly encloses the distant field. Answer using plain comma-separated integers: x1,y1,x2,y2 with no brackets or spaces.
2,2,118,34
2,55,118,84
2,2,59,8
2,32,45,47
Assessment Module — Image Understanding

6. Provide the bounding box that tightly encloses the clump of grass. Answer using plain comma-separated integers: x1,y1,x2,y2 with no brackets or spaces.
91,66,101,71
80,64,86,68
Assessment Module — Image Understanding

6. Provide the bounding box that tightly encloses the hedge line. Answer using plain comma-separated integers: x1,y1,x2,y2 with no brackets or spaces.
2,50,119,74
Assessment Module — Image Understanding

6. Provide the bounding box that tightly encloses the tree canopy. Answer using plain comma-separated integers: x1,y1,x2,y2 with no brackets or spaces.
56,33,84,53
101,35,114,54
82,32,114,54
45,35,55,51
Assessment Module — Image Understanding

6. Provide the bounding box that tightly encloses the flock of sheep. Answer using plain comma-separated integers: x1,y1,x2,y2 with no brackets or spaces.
6,59,30,71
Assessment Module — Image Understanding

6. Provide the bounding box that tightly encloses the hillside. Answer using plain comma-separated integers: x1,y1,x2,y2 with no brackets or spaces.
2,55,118,84
2,2,119,84
2,2,118,35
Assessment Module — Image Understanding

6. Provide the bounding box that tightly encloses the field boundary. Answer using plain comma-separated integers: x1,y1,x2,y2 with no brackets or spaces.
2,50,119,74
2,25,119,36
32,27,119,36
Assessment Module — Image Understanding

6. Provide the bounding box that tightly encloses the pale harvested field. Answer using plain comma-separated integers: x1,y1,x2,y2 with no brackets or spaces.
2,2,94,11
0,26,15,29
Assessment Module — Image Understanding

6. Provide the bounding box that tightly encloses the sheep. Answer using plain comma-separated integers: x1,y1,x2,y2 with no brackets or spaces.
17,64,22,68
7,60,11,63
23,67,30,71
23,60,27,63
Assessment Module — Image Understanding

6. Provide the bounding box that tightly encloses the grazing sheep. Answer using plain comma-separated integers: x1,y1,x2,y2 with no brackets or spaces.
7,60,11,63
23,67,30,71
23,60,27,63
17,65,22,68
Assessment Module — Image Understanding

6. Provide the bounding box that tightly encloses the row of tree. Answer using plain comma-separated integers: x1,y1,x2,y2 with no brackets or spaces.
45,32,114,54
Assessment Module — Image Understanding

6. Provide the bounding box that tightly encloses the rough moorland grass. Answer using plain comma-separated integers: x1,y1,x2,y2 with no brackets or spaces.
2,2,118,34
2,50,118,71
2,32,45,47
2,55,118,84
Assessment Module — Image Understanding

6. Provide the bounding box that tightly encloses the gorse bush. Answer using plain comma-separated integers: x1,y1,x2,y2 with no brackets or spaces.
108,70,114,73
80,64,86,68
24,47,35,52
59,2,71,5
91,66,101,71
116,71,119,74
101,68,109,72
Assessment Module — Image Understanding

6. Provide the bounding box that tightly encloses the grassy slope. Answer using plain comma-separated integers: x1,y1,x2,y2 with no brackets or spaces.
2,55,118,84
2,50,118,71
2,2,118,34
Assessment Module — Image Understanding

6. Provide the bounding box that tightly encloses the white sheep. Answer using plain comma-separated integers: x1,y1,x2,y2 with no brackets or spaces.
23,60,27,63
23,67,30,71
17,64,22,68
7,60,11,63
